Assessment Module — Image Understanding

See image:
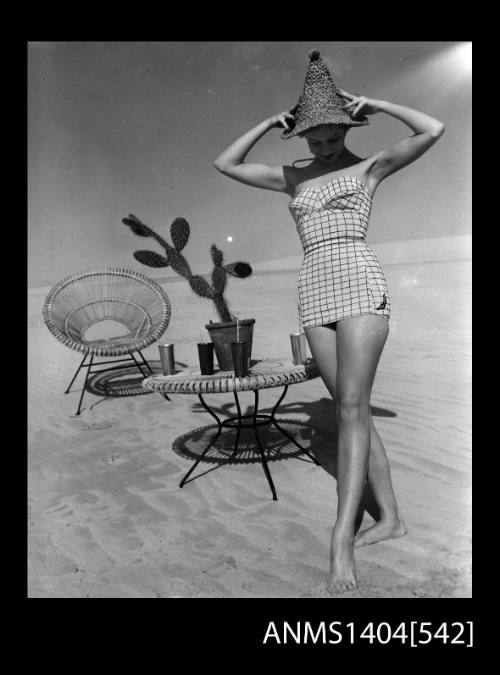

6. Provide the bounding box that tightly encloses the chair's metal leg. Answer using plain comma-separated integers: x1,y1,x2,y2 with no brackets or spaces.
137,350,154,374
75,354,94,416
65,354,88,394
130,352,147,377
252,389,278,501
179,394,223,487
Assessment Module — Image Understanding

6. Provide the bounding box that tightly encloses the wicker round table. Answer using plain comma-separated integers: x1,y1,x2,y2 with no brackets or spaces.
142,358,321,500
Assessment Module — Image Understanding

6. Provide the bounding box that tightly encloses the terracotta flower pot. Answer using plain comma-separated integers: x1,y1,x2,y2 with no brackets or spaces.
205,318,255,371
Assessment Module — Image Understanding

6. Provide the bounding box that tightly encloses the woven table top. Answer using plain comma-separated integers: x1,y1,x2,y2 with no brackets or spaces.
142,358,319,394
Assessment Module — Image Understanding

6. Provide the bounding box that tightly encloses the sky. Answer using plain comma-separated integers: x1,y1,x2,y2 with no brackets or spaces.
28,41,471,286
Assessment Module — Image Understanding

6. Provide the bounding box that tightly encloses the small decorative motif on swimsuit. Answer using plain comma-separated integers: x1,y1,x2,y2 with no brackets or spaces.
376,294,387,310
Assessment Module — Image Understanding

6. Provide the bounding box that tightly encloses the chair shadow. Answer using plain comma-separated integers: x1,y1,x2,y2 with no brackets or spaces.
85,360,188,399
173,394,398,526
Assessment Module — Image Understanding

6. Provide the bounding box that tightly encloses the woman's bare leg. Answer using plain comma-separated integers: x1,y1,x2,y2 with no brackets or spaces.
354,422,406,547
305,315,395,591
305,323,405,548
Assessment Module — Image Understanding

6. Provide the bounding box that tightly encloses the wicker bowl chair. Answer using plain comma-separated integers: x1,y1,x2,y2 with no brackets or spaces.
43,268,171,415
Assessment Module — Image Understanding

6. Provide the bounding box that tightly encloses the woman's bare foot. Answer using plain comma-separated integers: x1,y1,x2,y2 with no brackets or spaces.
354,516,406,548
328,533,357,593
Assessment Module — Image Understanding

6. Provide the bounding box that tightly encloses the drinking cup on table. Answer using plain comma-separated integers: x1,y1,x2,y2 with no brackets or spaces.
197,342,214,375
231,341,248,377
158,343,175,375
289,333,307,365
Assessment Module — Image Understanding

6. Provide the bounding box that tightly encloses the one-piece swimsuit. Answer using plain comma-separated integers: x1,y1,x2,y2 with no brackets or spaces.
289,174,390,328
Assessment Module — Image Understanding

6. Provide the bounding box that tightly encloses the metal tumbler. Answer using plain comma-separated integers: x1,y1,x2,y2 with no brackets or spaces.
231,341,248,377
197,342,214,375
158,343,175,375
290,332,307,365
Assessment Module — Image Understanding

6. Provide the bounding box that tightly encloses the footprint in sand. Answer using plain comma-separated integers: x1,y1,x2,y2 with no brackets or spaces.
82,422,114,431
166,580,196,597
48,503,74,517
100,454,127,465
205,555,238,575
302,582,361,598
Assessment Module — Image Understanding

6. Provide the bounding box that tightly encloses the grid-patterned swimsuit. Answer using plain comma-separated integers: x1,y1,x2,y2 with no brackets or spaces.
289,175,391,328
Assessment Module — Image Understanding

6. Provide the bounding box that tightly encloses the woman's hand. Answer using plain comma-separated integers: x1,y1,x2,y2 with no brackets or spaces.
267,107,297,132
338,89,385,117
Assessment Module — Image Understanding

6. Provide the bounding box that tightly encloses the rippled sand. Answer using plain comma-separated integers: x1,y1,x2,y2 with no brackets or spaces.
28,236,471,598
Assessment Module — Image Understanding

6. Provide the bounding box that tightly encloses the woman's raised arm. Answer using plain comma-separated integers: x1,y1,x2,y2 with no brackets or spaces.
213,111,295,193
339,90,445,184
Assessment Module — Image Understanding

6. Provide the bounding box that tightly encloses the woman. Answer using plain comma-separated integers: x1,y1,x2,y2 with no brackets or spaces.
214,50,444,592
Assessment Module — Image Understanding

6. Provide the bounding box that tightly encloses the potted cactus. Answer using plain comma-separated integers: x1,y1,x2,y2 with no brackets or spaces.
122,214,255,371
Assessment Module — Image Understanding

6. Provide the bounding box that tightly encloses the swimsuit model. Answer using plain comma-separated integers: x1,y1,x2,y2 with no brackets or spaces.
289,174,390,328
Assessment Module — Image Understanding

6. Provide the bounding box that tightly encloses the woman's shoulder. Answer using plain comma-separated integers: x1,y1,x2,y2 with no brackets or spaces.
343,152,378,170
344,153,384,182
283,153,383,195
358,152,385,172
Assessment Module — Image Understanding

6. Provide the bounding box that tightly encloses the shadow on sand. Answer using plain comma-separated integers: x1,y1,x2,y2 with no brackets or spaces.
82,360,397,526
83,360,186,400
172,394,397,527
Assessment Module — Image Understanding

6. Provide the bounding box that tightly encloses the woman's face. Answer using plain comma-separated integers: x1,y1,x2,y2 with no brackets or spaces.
303,124,347,165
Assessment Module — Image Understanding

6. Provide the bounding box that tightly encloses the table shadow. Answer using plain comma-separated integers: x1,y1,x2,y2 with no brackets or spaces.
172,395,398,524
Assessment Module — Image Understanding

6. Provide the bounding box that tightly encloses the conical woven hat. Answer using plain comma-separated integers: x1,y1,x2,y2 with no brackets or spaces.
281,49,369,139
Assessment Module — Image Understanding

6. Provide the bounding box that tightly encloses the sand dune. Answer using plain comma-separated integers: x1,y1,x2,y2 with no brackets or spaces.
28,236,471,598
251,234,471,272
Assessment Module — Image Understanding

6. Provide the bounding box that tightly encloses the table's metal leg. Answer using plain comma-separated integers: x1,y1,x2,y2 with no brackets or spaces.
177,383,317,499
270,385,320,466
179,393,223,488
270,385,289,417
230,392,243,458
252,389,278,501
